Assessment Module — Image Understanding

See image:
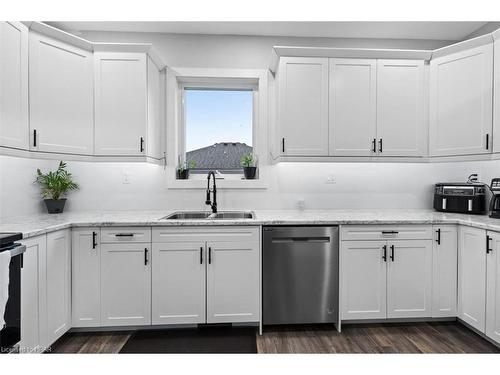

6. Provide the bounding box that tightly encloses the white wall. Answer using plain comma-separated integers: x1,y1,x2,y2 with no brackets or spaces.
2,154,499,219
77,31,452,70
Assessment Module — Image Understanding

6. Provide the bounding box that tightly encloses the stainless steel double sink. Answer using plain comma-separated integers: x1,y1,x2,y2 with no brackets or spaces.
160,211,254,220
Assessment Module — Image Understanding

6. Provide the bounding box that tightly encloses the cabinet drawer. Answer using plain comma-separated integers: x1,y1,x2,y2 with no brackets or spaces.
341,225,432,241
101,227,151,243
152,226,259,243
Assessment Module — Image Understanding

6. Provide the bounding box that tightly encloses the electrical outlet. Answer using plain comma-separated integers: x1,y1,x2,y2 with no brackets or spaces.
122,172,131,184
326,175,336,184
297,199,306,210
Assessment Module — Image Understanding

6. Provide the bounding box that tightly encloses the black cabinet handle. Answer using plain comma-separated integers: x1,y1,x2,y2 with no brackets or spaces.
436,229,441,245
20,253,24,269
372,138,376,153
208,247,212,264
486,134,489,150
200,246,203,264
92,231,97,249
115,233,134,237
487,235,493,254
390,245,395,262
144,248,149,265
140,137,144,152
33,129,37,147
382,231,399,235
379,138,383,153
282,138,285,153
382,245,387,262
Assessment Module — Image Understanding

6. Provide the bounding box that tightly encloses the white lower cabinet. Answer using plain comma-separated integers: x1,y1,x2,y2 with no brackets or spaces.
151,242,206,325
72,228,101,327
486,231,500,344
341,226,433,321
341,240,387,320
386,240,432,318
100,243,151,326
458,226,487,332
20,235,46,353
432,225,458,317
206,240,260,323
152,227,261,325
46,230,71,345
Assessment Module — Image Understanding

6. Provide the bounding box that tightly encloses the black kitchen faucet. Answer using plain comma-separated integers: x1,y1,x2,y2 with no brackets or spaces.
205,171,217,213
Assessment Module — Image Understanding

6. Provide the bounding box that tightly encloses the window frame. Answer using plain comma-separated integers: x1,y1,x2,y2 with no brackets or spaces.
179,84,257,177
166,67,269,189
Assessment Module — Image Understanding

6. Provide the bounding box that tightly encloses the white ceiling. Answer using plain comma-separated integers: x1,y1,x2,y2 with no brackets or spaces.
48,21,489,41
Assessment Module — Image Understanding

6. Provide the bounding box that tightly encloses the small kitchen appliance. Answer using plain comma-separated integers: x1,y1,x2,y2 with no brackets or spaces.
433,174,487,215
489,178,500,218
0,232,25,354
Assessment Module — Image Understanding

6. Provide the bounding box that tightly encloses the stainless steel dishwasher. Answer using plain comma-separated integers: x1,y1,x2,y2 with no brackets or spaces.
263,226,339,325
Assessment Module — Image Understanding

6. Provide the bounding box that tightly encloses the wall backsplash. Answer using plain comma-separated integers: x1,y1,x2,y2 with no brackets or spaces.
2,154,498,220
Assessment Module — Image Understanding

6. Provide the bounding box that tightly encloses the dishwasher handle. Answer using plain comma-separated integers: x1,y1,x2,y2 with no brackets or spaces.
271,237,331,243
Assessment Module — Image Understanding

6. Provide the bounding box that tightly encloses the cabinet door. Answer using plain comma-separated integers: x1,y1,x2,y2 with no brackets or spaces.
72,228,101,327
430,44,493,156
147,56,162,159
206,240,260,323
458,226,487,332
329,59,376,156
20,235,46,353
387,240,432,318
341,241,387,320
377,60,425,156
278,57,329,156
432,226,458,317
152,242,206,325
0,21,28,149
494,38,500,152
101,243,151,326
486,231,500,344
29,32,94,154
46,230,71,346
94,52,147,156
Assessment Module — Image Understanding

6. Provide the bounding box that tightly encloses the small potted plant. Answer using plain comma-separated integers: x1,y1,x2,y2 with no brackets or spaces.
241,153,257,180
177,160,196,180
35,161,79,214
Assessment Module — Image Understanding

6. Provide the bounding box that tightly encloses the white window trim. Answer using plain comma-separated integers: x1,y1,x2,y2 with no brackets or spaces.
165,67,270,189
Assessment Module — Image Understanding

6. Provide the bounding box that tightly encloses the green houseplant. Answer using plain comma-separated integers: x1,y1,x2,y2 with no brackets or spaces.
241,153,257,180
35,161,79,214
177,160,196,180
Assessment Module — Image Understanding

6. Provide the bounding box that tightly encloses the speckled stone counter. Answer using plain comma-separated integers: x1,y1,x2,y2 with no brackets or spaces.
3,209,500,240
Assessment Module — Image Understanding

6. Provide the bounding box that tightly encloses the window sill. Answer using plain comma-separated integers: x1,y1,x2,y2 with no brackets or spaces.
166,167,269,189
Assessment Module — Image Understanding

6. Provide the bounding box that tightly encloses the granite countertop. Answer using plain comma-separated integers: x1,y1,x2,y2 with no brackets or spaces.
2,209,500,239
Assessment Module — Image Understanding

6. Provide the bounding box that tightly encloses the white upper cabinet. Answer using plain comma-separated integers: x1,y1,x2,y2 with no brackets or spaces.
386,239,432,318
430,44,493,156
458,226,487,332
147,56,162,159
94,52,148,156
278,57,329,156
494,36,500,153
29,32,94,154
329,59,376,156
377,60,426,156
0,21,28,149
432,226,458,318
486,231,500,344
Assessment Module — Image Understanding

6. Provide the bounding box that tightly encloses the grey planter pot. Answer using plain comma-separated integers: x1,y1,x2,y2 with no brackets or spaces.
243,166,257,180
44,199,66,214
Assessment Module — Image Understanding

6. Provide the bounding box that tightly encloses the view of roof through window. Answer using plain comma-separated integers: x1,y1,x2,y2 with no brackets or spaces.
185,89,253,171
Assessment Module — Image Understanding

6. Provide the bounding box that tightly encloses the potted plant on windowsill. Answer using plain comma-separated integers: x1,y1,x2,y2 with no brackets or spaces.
35,161,79,214
177,160,196,180
241,153,257,180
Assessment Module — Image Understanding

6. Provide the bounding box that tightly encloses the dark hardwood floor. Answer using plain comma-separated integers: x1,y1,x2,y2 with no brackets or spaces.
48,322,500,354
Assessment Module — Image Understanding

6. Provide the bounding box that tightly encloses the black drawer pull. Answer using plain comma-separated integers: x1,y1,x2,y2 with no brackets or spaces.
115,233,134,237
382,231,399,235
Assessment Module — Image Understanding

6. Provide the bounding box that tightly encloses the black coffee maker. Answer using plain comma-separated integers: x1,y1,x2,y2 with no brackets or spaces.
489,178,500,218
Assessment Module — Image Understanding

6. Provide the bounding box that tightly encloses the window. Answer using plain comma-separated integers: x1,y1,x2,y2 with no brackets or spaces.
181,87,255,176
